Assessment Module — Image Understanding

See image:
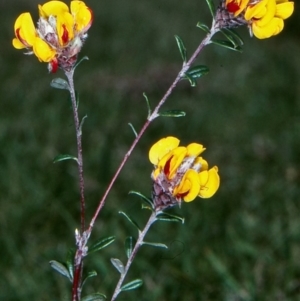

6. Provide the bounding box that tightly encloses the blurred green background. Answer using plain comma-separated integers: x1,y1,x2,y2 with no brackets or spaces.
1,0,300,300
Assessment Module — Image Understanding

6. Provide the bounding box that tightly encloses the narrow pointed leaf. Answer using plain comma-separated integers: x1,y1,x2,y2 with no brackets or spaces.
65,248,75,281
141,204,153,211
129,190,154,208
185,65,209,79
125,236,136,259
81,293,106,301
88,236,115,254
211,39,242,52
50,78,70,90
183,72,196,87
224,28,244,46
220,29,243,48
121,279,143,292
82,270,97,288
143,93,151,118
174,35,187,63
159,110,186,118
74,56,89,71
53,154,78,163
79,115,88,135
142,241,168,249
119,211,141,231
49,260,72,281
205,0,216,16
111,258,125,274
156,212,185,224
196,22,210,33
128,123,138,137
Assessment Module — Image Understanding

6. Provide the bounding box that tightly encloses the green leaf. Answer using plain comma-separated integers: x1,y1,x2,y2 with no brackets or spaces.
88,236,115,254
119,211,141,231
159,110,186,118
110,258,125,274
186,65,209,79
74,56,89,71
53,154,78,164
121,279,143,292
220,29,244,48
205,0,216,17
143,93,151,118
211,39,242,52
142,241,168,249
81,293,106,301
65,248,75,281
50,78,70,90
128,123,138,137
82,270,97,288
156,212,185,224
184,72,196,87
79,115,88,135
196,22,210,33
49,260,72,282
174,35,187,63
225,29,244,46
125,236,136,259
129,191,154,209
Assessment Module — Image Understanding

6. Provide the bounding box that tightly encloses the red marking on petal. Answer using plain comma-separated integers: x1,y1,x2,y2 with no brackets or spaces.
227,1,240,13
16,28,28,46
164,157,172,177
49,58,58,73
176,191,189,199
61,24,69,44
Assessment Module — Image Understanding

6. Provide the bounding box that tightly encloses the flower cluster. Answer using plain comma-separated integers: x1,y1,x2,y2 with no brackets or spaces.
12,0,92,72
224,0,294,39
149,137,220,211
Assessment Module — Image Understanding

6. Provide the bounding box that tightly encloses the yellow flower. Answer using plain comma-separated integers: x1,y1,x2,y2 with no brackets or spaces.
225,0,294,39
245,0,294,39
12,0,93,72
149,137,220,210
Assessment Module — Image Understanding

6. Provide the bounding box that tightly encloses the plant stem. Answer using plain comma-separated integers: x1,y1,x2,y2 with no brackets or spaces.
110,211,157,301
87,26,218,234
65,69,86,301
65,69,86,233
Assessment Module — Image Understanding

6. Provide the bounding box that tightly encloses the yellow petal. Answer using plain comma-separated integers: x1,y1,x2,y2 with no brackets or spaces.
56,12,74,45
246,0,277,27
149,136,180,165
71,0,93,32
167,147,187,179
12,38,26,49
276,2,294,19
174,169,200,202
39,1,69,17
194,157,208,171
186,143,205,157
252,17,284,39
198,166,220,198
244,0,269,20
14,13,36,47
33,37,56,62
226,0,250,16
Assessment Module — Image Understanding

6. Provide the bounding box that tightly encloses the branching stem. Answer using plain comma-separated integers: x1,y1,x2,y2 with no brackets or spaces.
87,26,218,235
110,212,157,301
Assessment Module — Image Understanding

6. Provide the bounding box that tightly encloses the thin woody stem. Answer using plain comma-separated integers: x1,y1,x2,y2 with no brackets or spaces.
65,69,86,301
87,26,218,234
65,69,86,233
110,212,157,301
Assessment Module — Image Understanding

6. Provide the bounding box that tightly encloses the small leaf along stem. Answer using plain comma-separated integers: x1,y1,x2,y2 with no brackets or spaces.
110,211,157,301
65,69,86,301
87,23,219,235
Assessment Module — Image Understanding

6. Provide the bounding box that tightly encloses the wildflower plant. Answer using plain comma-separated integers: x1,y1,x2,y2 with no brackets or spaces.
11,0,294,300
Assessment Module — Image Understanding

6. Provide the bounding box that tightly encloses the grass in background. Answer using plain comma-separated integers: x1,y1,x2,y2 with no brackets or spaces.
1,0,300,300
